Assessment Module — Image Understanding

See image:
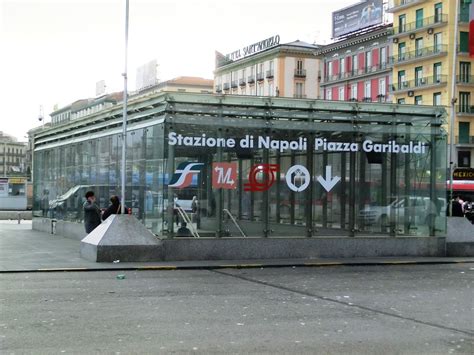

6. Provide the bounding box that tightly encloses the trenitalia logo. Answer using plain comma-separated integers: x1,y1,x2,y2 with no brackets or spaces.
244,164,279,192
169,162,204,188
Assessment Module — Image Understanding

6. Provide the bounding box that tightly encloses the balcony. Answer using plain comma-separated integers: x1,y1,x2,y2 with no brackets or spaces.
322,63,390,85
294,69,306,78
387,0,427,13
391,14,447,36
390,74,448,93
293,94,307,99
457,75,474,85
389,45,448,65
215,85,222,93
231,80,238,89
455,136,474,145
457,105,474,115
247,76,255,84
256,72,265,81
266,70,274,79
239,78,246,87
223,83,230,91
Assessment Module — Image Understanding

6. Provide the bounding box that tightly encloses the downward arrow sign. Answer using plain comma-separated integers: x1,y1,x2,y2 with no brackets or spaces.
317,166,341,192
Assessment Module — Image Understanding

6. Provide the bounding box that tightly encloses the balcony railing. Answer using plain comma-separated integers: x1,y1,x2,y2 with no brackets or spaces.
294,69,306,78
455,136,474,144
390,74,448,92
223,83,230,90
239,78,246,86
215,85,222,93
457,75,474,85
256,72,265,81
323,63,389,83
392,14,447,35
389,45,447,65
247,76,255,84
231,80,238,89
387,0,427,12
457,105,474,115
293,94,307,99
266,70,274,79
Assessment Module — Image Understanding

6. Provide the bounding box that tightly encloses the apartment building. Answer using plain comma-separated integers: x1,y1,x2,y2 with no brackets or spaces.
214,36,321,99
0,131,27,177
388,0,474,168
317,25,393,103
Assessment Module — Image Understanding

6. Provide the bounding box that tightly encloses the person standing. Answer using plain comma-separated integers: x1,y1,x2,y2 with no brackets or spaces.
102,195,126,221
83,191,101,233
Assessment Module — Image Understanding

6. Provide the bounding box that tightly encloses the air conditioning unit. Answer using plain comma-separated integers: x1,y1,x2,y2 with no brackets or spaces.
420,78,426,84
427,28,434,35
409,33,416,40
402,81,409,88
408,90,414,97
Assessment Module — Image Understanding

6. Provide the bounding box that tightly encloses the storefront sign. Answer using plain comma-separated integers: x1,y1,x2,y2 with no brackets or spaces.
168,132,427,155
224,35,280,62
453,168,474,180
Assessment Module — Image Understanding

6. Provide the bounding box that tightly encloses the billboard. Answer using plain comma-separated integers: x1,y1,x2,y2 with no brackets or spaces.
332,0,383,38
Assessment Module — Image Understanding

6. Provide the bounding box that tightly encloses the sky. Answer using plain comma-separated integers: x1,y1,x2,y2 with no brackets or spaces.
1,0,363,141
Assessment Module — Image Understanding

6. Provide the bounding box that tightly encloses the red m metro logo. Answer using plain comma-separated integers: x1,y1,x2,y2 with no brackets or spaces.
212,163,237,189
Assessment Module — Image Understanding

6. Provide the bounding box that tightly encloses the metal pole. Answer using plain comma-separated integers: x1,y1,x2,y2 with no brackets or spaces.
449,0,460,215
121,0,129,215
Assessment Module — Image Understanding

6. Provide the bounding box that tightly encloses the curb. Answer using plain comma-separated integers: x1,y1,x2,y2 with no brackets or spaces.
1,258,473,274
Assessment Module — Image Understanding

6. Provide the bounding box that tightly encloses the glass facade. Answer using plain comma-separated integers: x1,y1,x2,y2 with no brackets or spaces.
33,93,447,238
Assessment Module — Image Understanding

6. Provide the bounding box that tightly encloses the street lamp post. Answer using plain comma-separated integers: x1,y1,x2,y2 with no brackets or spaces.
120,0,129,215
448,0,460,216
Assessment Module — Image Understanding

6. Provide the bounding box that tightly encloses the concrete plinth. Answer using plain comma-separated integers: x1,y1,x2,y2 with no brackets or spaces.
446,217,474,256
80,214,163,262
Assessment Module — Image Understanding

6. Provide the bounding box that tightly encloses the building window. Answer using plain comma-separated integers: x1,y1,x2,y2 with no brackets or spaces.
415,38,423,57
433,92,442,106
434,2,443,23
328,61,333,77
398,14,406,33
414,95,423,105
268,82,274,96
415,8,424,29
460,32,469,52
398,70,406,89
340,57,345,75
459,122,470,144
459,92,471,112
415,66,423,86
351,84,357,100
295,82,304,98
326,88,332,100
380,47,387,68
258,83,264,96
365,51,372,72
398,42,406,61
433,62,442,82
338,86,344,101
458,151,471,167
459,62,471,82
364,81,371,100
352,54,358,74
378,78,386,96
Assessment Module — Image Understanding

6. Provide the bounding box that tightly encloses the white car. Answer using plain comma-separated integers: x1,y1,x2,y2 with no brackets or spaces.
358,196,445,227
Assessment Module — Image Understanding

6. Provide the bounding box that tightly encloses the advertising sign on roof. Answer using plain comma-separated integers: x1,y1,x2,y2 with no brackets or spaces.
332,0,383,38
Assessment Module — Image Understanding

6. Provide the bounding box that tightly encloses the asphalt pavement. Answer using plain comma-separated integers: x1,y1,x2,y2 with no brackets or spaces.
0,220,473,272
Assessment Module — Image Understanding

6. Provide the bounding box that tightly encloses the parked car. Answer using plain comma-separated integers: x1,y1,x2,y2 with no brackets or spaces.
358,196,446,228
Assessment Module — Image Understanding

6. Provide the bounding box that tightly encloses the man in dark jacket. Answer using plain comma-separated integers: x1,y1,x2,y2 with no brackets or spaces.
102,195,126,221
83,191,101,233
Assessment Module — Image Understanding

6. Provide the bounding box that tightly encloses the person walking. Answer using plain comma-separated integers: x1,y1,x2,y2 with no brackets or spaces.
83,191,101,233
102,195,126,221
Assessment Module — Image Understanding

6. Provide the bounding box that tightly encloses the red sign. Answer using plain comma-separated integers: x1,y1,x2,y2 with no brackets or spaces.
212,163,237,189
244,164,279,192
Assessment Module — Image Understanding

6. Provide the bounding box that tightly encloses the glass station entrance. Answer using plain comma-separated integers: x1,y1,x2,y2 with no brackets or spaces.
33,93,447,238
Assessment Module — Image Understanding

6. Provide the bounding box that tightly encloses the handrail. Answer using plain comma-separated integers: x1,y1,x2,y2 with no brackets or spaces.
176,206,200,238
223,209,246,238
